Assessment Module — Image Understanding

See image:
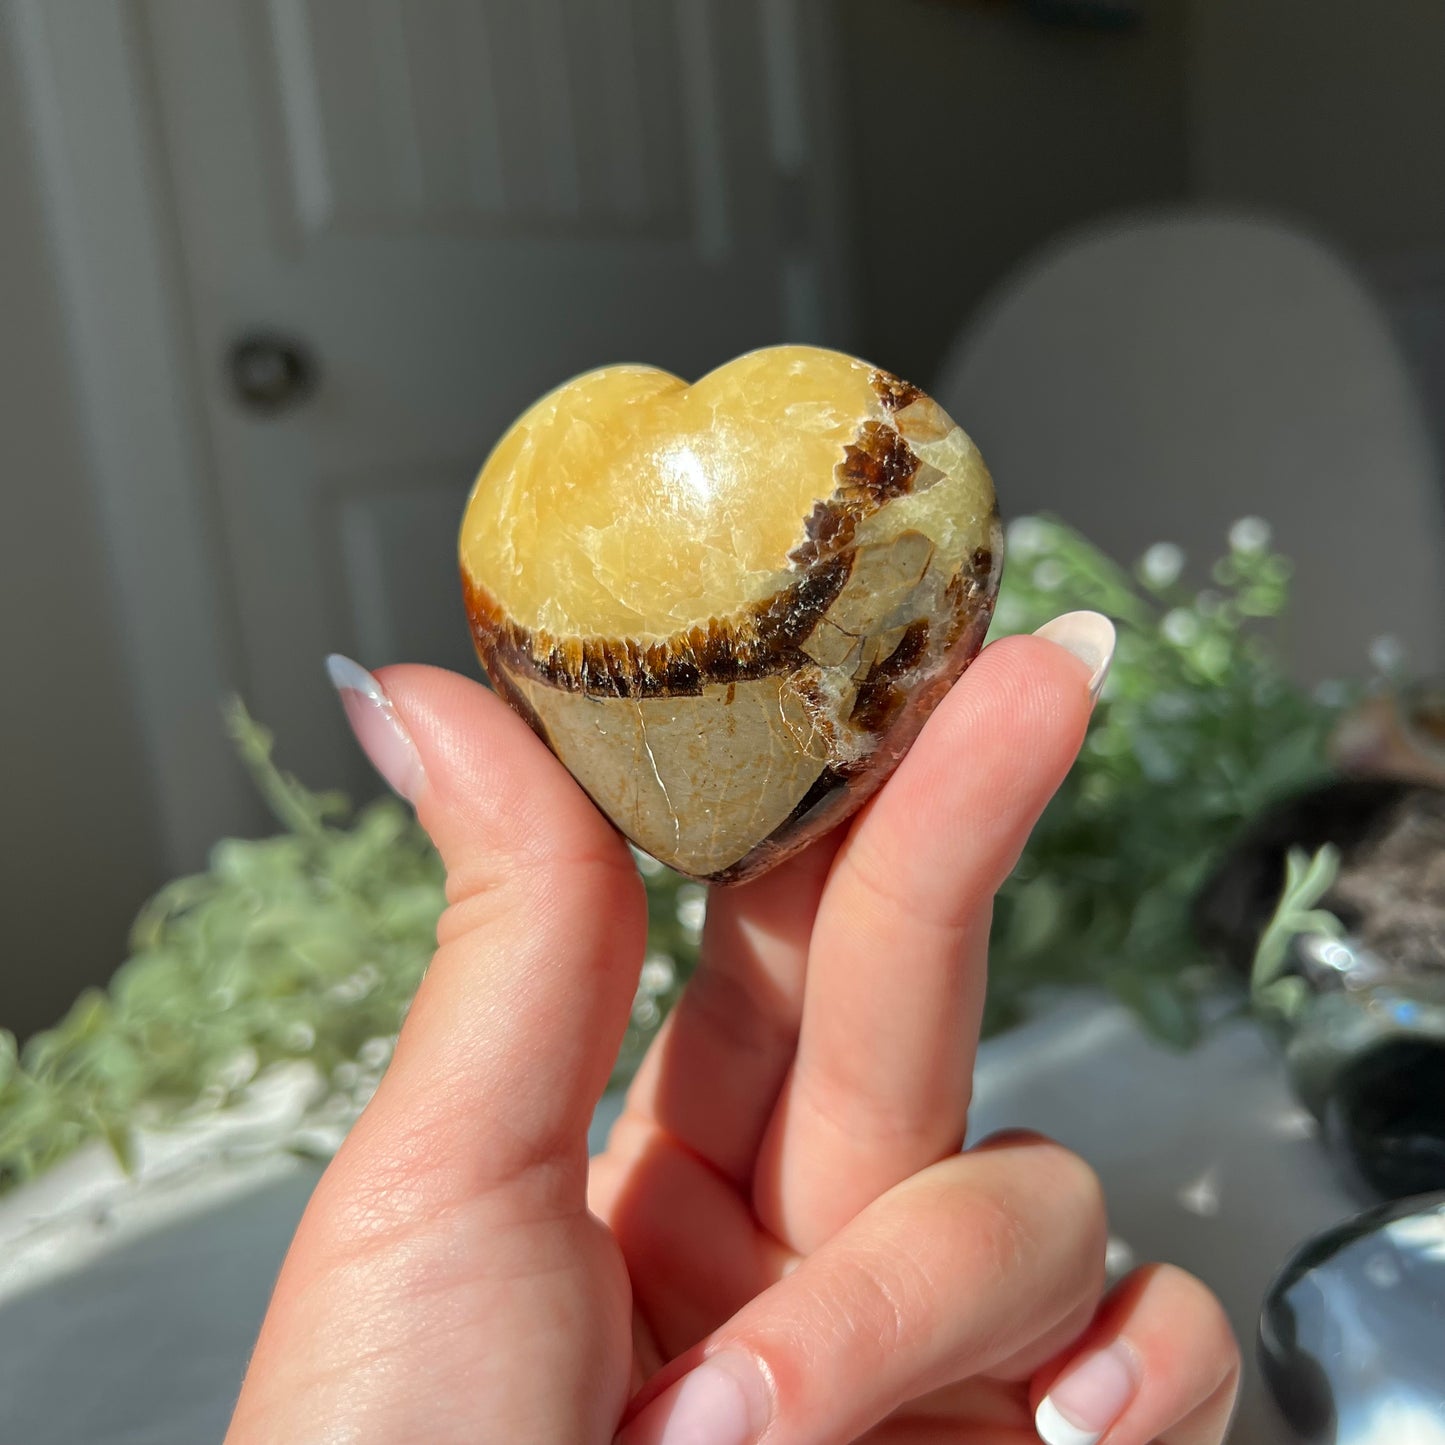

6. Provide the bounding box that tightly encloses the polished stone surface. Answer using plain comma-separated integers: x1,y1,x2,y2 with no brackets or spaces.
1281,976,1445,1202
459,345,1000,881
1259,1193,1445,1443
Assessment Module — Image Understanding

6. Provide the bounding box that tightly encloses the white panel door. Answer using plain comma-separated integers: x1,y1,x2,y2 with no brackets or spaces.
140,0,848,799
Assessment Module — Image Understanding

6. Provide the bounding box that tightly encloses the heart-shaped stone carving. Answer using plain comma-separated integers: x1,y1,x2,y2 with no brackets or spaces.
459,345,1002,882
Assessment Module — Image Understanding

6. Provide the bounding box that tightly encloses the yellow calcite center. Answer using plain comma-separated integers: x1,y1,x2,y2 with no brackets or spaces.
459,343,1002,883
461,346,905,638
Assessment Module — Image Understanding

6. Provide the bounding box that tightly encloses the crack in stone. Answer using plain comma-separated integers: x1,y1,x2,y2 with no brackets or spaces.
635,701,681,849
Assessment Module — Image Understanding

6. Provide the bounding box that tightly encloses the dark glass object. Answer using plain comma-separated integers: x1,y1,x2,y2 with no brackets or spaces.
1329,1038,1445,1200
1196,781,1445,1200
1260,1193,1445,1444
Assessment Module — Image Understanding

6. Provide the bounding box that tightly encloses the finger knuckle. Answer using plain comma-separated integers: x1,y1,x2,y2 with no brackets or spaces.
982,1132,1106,1228
438,844,641,946
796,1072,952,1160
931,1181,1034,1286
979,1135,1109,1296
1152,1263,1242,1380
1046,1152,1108,1297
684,963,797,1063
302,1139,462,1266
1049,1146,1108,1232
842,846,976,939
749,1247,929,1402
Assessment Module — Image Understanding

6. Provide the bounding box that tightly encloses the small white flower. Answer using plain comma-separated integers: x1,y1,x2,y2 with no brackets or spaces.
632,998,660,1029
991,595,1025,632
284,1021,317,1053
213,1048,259,1091
1031,559,1066,591
676,885,707,939
1161,608,1200,647
1149,691,1195,722
1229,516,1272,554
329,964,381,1003
1136,744,1181,784
1368,634,1406,674
1007,516,1049,558
639,953,676,995
359,1036,394,1069
1140,542,1185,588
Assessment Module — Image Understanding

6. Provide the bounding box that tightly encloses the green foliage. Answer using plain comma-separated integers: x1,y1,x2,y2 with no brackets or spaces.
0,708,444,1193
1249,845,1344,1024
983,516,1347,1044
0,516,1348,1192
0,708,705,1194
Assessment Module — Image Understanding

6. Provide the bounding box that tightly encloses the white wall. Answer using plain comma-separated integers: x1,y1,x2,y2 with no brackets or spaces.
838,0,1445,452
838,0,1191,385
1186,0,1445,456
1187,0,1445,260
0,17,165,1038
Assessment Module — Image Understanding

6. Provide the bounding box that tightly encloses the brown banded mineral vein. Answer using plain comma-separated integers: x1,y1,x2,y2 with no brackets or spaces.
459,344,1002,883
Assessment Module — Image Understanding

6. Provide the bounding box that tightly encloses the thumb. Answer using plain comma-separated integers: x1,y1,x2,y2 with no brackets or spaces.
327,658,647,1214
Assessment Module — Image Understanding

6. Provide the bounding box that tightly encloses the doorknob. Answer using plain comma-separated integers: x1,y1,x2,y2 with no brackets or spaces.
227,331,318,414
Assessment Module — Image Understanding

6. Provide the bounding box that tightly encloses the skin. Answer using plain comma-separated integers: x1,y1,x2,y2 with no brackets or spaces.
225,634,1240,1444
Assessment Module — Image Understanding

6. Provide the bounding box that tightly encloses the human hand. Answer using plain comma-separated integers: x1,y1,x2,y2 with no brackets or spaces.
225,613,1239,1444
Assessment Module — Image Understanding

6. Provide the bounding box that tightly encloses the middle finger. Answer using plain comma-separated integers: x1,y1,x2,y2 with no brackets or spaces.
754,620,1111,1251
618,829,839,1184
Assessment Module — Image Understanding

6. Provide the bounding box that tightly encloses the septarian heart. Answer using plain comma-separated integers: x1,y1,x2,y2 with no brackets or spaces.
459,345,1002,883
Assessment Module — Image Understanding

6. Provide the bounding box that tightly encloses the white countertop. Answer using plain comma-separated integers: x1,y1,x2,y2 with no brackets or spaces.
0,994,1363,1444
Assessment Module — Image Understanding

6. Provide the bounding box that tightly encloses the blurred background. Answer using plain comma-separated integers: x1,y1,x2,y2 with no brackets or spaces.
6,5,1445,1442
4,0,1444,1037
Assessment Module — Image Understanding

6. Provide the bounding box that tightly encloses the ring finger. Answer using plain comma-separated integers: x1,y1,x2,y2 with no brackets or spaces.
1030,1263,1240,1445
617,1133,1109,1445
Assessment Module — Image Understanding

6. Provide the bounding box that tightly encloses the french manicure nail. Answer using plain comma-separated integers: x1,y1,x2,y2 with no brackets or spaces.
616,1352,769,1445
325,654,425,803
1035,1340,1140,1445
1033,611,1117,702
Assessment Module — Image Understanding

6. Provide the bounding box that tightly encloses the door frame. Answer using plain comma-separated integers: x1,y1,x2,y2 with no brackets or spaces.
8,0,858,874
9,0,262,873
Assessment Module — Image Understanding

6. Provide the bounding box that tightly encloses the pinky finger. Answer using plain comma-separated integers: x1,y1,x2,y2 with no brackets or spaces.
1031,1264,1240,1445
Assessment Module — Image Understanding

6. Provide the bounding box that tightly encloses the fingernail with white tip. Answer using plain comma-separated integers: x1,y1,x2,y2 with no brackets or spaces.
325,654,425,803
1035,1340,1139,1445
615,1352,770,1445
1033,611,1116,702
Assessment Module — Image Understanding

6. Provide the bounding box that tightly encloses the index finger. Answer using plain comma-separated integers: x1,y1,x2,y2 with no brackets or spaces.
753,616,1113,1251
326,662,647,1216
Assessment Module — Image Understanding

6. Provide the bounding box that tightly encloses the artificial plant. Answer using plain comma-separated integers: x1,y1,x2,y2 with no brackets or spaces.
0,517,1352,1192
